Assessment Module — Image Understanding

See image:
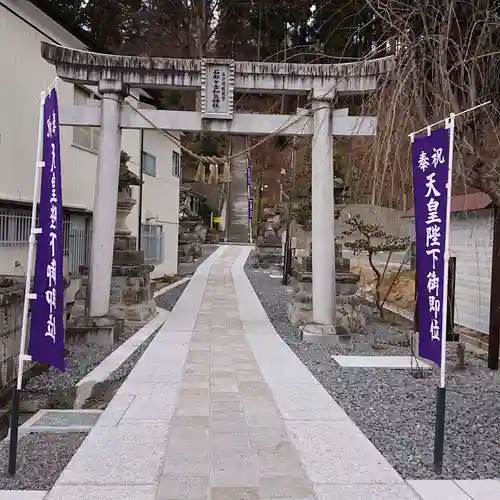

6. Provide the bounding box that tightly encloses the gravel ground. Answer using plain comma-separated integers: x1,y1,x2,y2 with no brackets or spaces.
244,263,500,480
0,433,86,490
83,327,160,409
23,324,141,404
155,282,188,311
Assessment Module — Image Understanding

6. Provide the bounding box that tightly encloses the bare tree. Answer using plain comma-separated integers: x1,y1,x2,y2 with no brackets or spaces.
361,0,500,208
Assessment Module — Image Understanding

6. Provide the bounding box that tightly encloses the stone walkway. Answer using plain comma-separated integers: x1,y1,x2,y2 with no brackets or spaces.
41,245,497,500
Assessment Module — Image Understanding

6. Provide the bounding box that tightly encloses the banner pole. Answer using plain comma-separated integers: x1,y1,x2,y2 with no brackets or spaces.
8,90,46,476
433,112,455,474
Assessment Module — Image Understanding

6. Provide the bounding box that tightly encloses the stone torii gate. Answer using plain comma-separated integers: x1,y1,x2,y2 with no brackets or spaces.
41,42,392,341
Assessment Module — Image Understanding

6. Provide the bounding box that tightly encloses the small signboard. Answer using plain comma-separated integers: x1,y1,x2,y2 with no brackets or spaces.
248,198,254,220
201,59,235,120
213,217,221,223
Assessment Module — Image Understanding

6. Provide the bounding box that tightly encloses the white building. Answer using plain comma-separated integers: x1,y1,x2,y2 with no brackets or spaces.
0,0,181,302
408,192,494,334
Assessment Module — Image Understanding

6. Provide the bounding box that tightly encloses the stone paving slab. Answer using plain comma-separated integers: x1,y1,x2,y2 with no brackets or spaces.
315,483,423,500
4,410,102,441
56,422,169,485
408,479,500,500
47,485,156,500
407,480,472,500
455,479,500,500
332,355,432,369
0,492,47,500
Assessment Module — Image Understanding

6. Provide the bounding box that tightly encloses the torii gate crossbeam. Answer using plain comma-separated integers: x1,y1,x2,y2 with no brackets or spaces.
41,42,392,343
59,107,377,137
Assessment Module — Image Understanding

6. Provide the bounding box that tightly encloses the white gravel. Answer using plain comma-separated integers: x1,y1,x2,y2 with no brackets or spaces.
245,261,500,480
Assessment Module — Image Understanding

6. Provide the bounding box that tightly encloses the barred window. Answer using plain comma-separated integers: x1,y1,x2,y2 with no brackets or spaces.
0,210,32,246
141,223,164,265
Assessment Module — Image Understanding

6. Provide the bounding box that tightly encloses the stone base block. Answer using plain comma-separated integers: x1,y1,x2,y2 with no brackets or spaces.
295,271,360,296
114,234,137,251
300,323,341,345
65,315,123,346
78,264,154,278
301,257,351,273
337,272,360,295
113,249,145,266
109,300,156,324
71,267,156,328
205,229,220,244
300,323,374,345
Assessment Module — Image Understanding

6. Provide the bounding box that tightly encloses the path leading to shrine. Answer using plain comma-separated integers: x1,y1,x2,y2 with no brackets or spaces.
44,245,422,500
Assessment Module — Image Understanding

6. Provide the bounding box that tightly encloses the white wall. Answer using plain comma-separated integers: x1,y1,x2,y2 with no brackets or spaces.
0,0,181,279
449,209,493,334
0,0,97,210
128,130,181,278
408,209,493,334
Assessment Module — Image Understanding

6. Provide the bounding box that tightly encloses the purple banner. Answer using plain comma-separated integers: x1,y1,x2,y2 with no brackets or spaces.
411,126,451,367
248,198,254,220
29,89,65,371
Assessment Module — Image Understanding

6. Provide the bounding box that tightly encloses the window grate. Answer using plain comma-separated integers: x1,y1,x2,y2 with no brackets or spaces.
141,223,164,265
0,210,91,278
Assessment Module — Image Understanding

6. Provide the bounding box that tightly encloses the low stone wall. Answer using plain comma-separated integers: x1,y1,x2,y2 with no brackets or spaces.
0,279,26,390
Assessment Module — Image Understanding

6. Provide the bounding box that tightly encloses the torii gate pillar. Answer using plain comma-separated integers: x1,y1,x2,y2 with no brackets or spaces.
89,80,128,317
311,98,335,326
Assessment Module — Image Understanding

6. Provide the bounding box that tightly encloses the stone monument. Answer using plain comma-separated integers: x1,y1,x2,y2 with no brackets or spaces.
178,191,204,263
252,209,284,269
67,152,156,345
